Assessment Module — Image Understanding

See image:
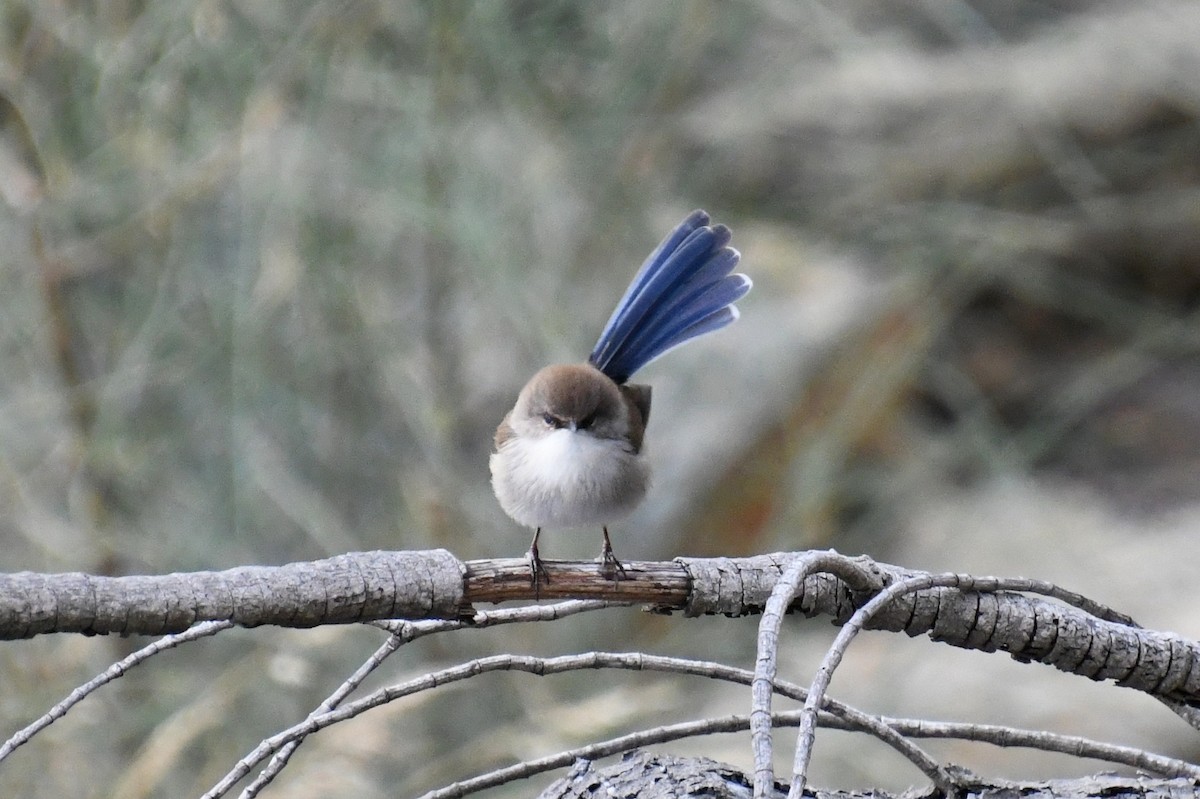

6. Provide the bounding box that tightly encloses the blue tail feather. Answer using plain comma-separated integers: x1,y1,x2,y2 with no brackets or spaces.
590,210,711,367
643,306,740,361
588,210,751,384
619,246,744,356
632,274,751,361
591,226,721,368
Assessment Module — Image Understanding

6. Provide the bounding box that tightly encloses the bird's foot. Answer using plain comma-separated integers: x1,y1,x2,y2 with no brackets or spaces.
598,533,627,585
527,544,551,597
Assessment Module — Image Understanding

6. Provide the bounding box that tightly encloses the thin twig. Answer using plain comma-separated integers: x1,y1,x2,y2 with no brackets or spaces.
420,707,1200,799
751,557,807,798
205,653,715,798
239,601,612,797
959,575,1137,627
788,571,1144,797
0,620,233,762
751,552,871,797
638,656,955,790
460,599,616,628
209,649,926,798
238,632,411,799
418,711,800,799
791,572,972,797
874,716,1200,778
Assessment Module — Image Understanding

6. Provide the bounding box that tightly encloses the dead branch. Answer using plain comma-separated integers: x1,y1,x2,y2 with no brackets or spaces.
535,750,1200,799
0,549,1197,710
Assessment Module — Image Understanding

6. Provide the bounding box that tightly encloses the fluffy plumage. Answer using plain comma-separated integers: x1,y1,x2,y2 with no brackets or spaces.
491,364,651,529
490,209,750,581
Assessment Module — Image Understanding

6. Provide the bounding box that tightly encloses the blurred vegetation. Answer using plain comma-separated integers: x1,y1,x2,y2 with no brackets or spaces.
0,1,1197,796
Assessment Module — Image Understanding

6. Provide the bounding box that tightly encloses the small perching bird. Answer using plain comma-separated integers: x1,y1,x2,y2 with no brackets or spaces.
490,210,751,585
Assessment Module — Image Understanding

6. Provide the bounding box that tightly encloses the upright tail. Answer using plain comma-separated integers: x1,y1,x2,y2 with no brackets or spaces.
588,210,751,385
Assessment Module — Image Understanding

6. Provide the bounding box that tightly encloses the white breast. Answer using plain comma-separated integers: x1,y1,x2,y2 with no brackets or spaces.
490,429,649,529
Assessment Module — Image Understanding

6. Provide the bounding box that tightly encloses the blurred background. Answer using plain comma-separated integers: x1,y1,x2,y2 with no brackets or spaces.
0,1,1198,796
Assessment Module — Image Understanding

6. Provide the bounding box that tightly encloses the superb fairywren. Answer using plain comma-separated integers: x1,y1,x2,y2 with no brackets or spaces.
490,210,751,584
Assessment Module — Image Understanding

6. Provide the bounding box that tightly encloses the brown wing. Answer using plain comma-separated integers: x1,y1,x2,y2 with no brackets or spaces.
619,383,651,453
493,412,516,451
622,383,651,425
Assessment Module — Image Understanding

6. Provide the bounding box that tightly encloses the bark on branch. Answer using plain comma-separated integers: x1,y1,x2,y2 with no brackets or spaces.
0,550,1196,706
537,750,1200,799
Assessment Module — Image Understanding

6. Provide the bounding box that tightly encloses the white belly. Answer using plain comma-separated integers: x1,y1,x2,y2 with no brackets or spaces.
490,429,649,529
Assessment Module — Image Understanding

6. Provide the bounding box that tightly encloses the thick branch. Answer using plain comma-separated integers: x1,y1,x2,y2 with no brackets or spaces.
0,550,1197,707
0,550,467,637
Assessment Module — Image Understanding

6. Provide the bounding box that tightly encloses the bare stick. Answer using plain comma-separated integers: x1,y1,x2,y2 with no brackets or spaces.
207,650,926,798
239,601,612,797
750,551,883,797
787,571,1145,798
420,707,1200,799
872,716,1200,777
0,620,233,762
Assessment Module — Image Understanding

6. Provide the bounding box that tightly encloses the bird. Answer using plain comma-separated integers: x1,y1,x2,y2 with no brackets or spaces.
489,209,751,587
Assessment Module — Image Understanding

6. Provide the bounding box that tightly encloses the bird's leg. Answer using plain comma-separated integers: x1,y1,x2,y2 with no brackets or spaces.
598,526,627,583
527,527,550,594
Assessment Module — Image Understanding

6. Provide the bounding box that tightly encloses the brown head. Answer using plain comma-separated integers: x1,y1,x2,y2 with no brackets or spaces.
498,363,650,453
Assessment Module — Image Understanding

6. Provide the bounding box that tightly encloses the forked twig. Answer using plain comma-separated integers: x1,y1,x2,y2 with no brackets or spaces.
209,649,940,798
750,551,884,797
238,601,613,798
788,571,1152,798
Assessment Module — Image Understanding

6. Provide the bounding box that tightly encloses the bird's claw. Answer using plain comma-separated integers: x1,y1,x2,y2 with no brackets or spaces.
598,541,627,585
528,545,551,597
